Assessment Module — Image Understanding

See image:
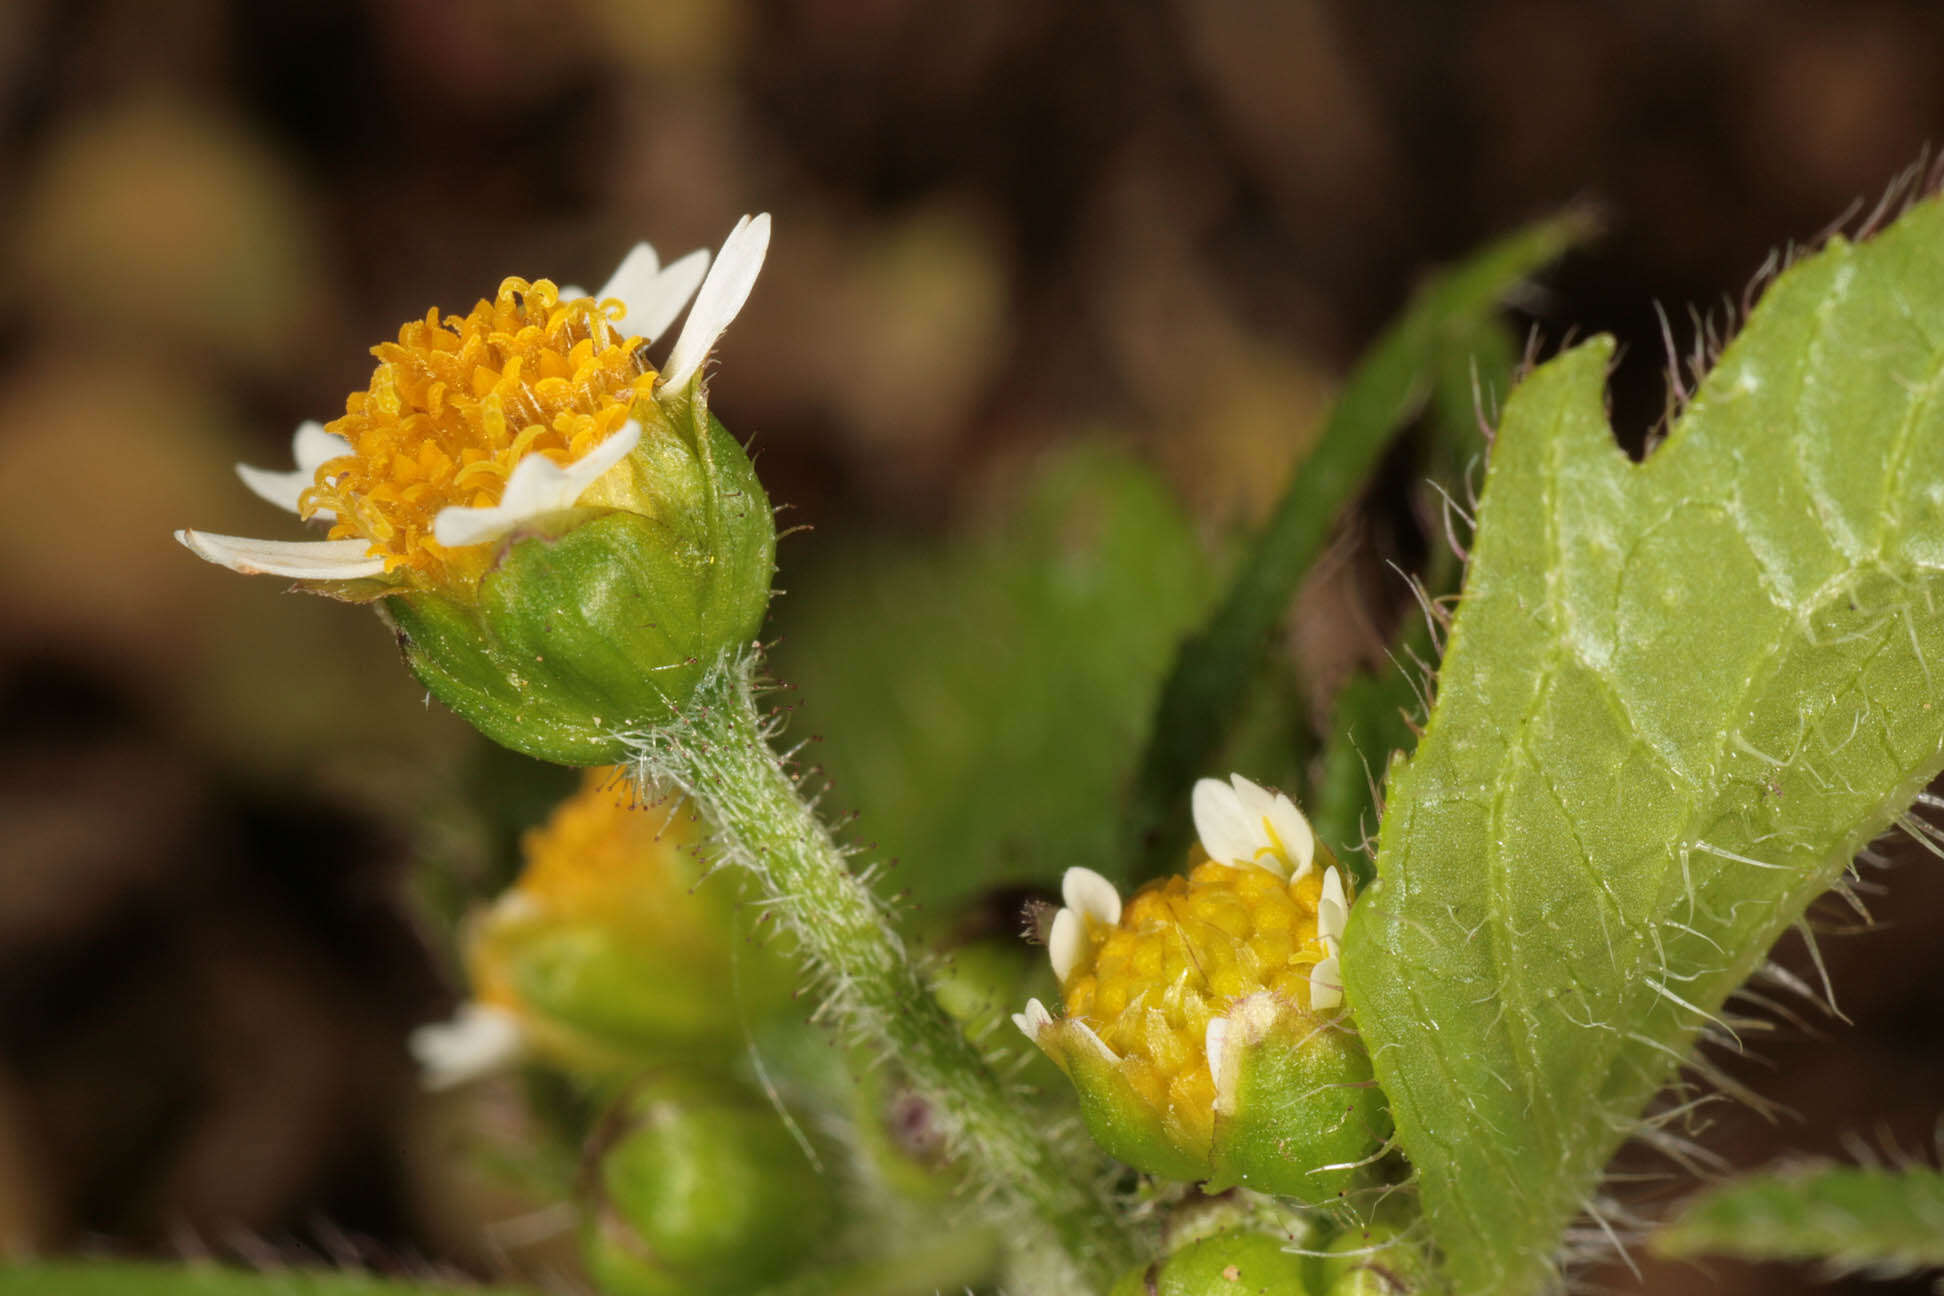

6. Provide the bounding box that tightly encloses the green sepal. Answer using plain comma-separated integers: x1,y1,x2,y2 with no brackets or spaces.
583,1077,834,1296
385,400,774,765
1207,995,1390,1206
1107,1229,1317,1296
296,575,395,605
485,924,745,1066
1042,1020,1210,1183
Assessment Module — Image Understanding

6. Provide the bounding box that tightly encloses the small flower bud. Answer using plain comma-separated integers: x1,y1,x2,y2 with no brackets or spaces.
1107,1229,1314,1296
583,1078,833,1296
1014,774,1390,1205
410,768,790,1087
1316,1217,1435,1294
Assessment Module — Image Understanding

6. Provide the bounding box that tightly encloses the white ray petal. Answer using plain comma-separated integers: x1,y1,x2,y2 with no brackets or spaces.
659,213,770,393
1318,866,1348,943
603,244,710,345
1310,955,1342,1012
490,890,546,924
1193,776,1259,869
1204,1015,1230,1092
1228,772,1278,820
175,529,387,579
1321,863,1346,913
235,421,352,519
1253,779,1317,878
1011,997,1055,1041
410,1002,524,1090
1048,908,1085,983
1060,866,1122,926
432,420,642,548
592,241,656,299
1318,898,1347,946
1070,1018,1120,1062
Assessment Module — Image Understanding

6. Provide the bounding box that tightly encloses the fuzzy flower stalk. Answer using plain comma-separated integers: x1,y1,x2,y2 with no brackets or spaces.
174,218,1135,1289
1016,775,1391,1206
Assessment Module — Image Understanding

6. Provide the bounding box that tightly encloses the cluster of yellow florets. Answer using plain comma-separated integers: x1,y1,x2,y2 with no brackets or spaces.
1058,857,1335,1149
304,279,656,584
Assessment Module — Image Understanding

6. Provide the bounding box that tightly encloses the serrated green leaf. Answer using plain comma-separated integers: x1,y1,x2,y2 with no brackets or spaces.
1654,1164,1944,1277
0,1262,532,1296
1127,209,1596,881
1347,194,1944,1295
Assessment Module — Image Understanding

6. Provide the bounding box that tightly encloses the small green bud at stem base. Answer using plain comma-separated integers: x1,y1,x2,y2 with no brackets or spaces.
1109,1230,1315,1296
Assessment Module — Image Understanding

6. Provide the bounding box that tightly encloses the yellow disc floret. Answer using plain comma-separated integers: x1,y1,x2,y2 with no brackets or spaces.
506,767,701,922
1059,859,1337,1151
304,279,657,587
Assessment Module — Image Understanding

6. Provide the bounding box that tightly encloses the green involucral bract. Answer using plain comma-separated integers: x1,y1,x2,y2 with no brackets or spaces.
473,894,791,1071
385,392,774,765
1039,992,1390,1207
1205,997,1388,1204
1348,193,1944,1293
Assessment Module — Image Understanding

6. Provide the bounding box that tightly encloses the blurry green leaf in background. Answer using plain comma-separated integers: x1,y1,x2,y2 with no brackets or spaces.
771,443,1216,911
1125,211,1595,882
0,1262,532,1296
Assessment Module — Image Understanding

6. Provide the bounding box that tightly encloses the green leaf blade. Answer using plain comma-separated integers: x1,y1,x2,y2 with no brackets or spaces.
1347,196,1944,1295
0,1262,533,1296
1127,210,1597,878
1654,1165,1944,1277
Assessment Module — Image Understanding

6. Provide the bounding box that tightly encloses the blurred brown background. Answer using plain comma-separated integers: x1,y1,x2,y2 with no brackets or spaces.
5,1,1944,1292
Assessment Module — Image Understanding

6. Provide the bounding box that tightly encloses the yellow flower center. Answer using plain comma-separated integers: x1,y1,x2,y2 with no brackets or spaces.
471,767,704,1012
1060,859,1337,1149
304,278,657,587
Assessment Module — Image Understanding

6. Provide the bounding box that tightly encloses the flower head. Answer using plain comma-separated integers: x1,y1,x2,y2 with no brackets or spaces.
177,217,767,593
176,219,779,764
1013,774,1386,1203
411,767,790,1088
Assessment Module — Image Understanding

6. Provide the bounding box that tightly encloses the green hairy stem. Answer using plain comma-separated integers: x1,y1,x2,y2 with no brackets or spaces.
627,651,1138,1291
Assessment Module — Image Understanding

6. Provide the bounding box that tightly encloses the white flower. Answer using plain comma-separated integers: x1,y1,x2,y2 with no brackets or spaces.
409,1002,525,1090
175,215,772,582
1191,772,1316,879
